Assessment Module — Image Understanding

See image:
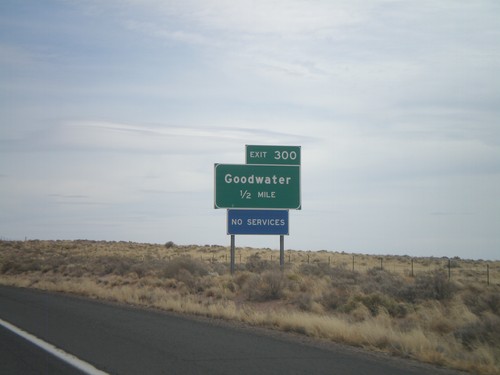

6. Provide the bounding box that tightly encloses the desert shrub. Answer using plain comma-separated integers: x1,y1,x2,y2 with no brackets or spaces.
354,292,407,318
429,315,455,335
397,284,419,304
242,270,286,301
0,258,42,274
203,279,237,299
176,268,197,290
199,274,235,298
41,256,68,274
130,261,154,278
241,273,262,300
22,259,43,273
320,287,350,311
165,241,175,249
338,296,361,315
329,267,360,287
245,254,276,273
413,270,458,301
233,271,253,289
94,256,134,276
284,273,302,293
395,270,458,303
462,287,500,316
293,292,315,311
1,259,20,274
391,303,409,319
260,270,287,300
360,268,405,297
162,256,209,279
298,262,332,277
211,262,228,275
482,292,500,316
455,313,500,350
223,278,237,293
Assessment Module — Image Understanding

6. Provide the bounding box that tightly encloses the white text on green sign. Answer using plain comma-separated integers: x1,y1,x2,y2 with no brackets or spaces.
214,164,301,209
246,145,301,166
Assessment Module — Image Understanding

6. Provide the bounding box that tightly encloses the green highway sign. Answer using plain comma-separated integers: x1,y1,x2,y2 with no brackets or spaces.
246,145,301,165
214,164,301,209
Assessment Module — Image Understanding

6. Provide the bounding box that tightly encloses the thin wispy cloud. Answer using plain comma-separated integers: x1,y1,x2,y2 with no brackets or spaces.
3,121,309,154
124,20,218,47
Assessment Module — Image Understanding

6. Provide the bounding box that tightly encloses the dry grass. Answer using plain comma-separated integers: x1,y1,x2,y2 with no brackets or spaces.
1,240,499,375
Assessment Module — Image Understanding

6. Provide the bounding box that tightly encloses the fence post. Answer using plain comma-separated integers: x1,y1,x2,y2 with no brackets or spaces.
352,255,355,271
380,257,383,270
448,258,451,280
487,264,490,286
411,258,414,277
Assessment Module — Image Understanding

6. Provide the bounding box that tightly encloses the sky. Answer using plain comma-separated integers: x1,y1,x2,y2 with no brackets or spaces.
1,0,499,260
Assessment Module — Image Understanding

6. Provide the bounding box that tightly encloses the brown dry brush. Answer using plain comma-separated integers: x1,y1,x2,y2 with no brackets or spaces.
1,240,499,374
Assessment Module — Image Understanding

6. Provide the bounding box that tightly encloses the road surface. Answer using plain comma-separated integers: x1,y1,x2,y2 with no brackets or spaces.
0,285,463,374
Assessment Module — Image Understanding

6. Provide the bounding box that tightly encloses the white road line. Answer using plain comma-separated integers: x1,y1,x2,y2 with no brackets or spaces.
0,318,109,375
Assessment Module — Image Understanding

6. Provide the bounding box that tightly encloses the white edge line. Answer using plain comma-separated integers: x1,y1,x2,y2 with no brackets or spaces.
0,318,109,375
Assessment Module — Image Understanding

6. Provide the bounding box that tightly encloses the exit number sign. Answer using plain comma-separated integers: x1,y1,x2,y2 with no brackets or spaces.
246,145,301,166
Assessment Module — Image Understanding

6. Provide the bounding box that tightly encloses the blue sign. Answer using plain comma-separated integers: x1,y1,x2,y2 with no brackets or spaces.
227,209,289,235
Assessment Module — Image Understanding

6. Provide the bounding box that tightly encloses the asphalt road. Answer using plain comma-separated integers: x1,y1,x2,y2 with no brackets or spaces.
0,285,464,375
0,324,87,375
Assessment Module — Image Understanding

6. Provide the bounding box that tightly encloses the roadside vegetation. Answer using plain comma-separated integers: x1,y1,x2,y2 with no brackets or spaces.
1,240,499,374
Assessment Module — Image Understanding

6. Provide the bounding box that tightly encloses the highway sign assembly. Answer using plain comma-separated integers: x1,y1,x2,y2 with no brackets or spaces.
214,145,301,273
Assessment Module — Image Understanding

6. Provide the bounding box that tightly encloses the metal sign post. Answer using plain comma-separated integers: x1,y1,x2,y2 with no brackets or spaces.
280,235,285,270
230,235,235,275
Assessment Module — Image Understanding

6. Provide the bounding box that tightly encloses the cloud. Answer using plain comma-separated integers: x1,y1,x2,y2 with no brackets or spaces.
48,194,90,199
27,121,308,154
124,20,218,47
1,120,312,156
75,1,369,82
429,212,474,217
120,0,364,35
0,44,37,66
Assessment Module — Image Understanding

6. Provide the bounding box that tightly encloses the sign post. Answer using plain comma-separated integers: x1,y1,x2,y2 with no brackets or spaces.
280,235,285,270
230,235,235,275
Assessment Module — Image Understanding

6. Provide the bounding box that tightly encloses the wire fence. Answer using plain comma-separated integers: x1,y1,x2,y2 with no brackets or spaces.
196,250,499,286
2,239,497,286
